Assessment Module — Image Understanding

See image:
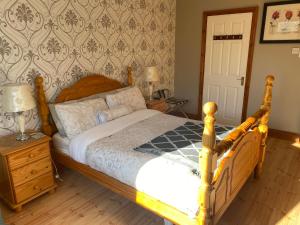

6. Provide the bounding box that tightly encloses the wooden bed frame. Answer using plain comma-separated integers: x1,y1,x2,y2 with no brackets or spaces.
34,67,274,225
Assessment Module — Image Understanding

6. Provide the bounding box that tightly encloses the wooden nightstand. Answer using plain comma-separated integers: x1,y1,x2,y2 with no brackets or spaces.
146,99,169,113
0,132,57,212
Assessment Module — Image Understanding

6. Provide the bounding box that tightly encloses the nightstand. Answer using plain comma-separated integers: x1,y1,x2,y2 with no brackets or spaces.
0,132,57,212
146,99,169,113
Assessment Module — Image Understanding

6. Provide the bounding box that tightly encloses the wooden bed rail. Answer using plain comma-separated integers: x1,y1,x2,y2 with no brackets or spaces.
214,108,267,156
198,75,274,224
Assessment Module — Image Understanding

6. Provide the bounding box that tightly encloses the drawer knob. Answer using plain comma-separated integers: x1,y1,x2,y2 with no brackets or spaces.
31,170,38,175
34,185,40,190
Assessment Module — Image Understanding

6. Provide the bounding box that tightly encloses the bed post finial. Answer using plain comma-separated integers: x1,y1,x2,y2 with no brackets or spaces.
35,76,55,136
255,75,275,178
261,75,274,110
198,102,217,225
127,66,134,86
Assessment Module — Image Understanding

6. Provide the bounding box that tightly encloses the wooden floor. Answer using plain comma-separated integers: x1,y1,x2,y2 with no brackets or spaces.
1,138,300,225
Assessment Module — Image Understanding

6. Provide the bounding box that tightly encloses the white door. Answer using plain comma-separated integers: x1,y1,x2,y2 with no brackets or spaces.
203,13,253,125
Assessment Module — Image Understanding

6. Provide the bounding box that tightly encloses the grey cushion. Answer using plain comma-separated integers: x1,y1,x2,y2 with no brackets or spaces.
96,105,133,124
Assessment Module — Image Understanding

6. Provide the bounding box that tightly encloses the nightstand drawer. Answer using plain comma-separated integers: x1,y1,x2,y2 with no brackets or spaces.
11,157,52,186
8,143,50,169
14,172,54,203
147,99,169,113
154,102,168,112
150,102,168,112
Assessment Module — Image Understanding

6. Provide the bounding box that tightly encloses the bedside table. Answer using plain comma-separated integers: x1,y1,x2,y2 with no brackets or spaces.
146,99,169,113
0,132,57,212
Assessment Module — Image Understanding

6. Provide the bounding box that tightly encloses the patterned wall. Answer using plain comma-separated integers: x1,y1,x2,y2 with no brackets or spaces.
0,0,176,135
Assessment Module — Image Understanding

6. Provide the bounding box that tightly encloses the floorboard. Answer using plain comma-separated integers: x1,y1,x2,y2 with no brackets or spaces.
1,138,299,225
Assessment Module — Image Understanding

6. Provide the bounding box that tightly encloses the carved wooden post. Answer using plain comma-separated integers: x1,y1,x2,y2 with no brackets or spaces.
255,75,274,178
127,66,134,86
35,76,54,136
198,102,218,225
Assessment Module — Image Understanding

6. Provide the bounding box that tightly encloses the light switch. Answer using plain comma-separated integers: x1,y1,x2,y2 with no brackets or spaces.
292,47,300,55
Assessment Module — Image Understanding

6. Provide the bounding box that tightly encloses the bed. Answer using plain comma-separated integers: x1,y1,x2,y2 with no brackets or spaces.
34,67,274,225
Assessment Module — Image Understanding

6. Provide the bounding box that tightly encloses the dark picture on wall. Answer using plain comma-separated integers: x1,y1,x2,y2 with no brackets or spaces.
260,1,300,43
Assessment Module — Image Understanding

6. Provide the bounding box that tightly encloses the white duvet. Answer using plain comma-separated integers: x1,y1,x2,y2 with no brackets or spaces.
69,109,161,164
69,109,202,217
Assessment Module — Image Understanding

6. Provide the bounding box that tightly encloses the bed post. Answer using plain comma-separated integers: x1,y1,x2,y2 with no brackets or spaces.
198,102,218,225
127,66,134,86
255,75,274,178
35,76,55,136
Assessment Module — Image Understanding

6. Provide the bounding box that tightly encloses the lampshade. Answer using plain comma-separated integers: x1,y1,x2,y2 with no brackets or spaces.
145,66,160,82
2,83,36,113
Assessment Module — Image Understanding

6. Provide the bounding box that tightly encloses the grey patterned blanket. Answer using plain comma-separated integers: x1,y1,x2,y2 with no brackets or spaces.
134,122,234,167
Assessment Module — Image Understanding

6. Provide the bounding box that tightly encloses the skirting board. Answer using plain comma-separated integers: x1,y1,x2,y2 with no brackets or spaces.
269,129,300,143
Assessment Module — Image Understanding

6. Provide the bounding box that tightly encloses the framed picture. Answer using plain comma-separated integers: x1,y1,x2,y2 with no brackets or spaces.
260,1,300,43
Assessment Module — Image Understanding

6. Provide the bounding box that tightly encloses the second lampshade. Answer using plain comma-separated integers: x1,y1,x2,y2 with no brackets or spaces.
145,66,160,100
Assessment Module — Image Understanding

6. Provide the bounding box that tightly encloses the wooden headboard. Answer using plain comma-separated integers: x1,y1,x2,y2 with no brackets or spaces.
35,67,134,136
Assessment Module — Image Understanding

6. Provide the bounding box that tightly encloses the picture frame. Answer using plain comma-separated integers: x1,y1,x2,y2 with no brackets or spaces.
260,1,300,43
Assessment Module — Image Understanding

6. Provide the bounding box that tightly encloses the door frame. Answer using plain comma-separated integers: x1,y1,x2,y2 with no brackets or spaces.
198,7,259,122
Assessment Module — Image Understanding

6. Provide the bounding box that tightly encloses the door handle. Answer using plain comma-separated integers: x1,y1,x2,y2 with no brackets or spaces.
237,77,245,86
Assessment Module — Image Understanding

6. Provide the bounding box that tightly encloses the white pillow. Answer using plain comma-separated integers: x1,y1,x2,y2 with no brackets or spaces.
49,103,67,137
96,105,133,124
48,87,131,137
106,86,146,111
55,98,108,139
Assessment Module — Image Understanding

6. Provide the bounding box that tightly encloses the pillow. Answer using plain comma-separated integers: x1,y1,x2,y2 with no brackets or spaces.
48,86,131,136
49,104,67,136
55,98,108,139
106,86,146,111
96,105,133,124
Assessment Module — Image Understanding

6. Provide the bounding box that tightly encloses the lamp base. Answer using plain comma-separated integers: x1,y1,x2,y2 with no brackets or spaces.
149,82,154,101
16,133,30,141
16,111,30,141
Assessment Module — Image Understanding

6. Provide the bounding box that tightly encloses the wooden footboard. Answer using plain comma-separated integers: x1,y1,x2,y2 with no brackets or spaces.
212,129,261,223
198,75,274,225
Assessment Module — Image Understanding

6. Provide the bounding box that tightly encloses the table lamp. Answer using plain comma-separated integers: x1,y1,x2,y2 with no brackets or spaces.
145,66,160,100
2,84,36,141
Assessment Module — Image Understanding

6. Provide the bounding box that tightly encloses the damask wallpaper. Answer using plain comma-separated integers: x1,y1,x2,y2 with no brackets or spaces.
0,0,176,135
